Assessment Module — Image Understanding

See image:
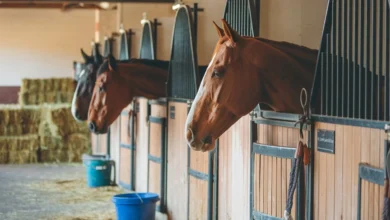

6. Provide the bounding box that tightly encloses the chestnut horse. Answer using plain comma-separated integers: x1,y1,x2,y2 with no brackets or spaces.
185,19,319,152
87,55,170,134
71,48,103,121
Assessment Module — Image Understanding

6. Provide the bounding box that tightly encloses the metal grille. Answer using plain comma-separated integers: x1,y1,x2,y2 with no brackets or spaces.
311,0,390,121
119,31,130,61
167,5,199,100
223,0,260,37
140,21,155,60
103,37,113,57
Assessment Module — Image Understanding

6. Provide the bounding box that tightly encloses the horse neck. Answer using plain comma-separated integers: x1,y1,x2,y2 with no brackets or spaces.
116,62,168,99
249,39,318,114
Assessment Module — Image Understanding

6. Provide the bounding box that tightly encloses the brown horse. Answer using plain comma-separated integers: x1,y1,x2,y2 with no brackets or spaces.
185,19,319,152
87,55,169,134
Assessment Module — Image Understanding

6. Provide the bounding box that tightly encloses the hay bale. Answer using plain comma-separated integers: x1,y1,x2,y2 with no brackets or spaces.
0,139,8,164
65,133,90,162
6,136,39,164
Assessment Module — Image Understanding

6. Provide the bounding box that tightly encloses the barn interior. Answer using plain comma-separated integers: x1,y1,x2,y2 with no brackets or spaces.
0,0,388,220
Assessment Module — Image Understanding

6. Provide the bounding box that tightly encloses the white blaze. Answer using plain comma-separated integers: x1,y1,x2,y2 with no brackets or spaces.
185,54,216,137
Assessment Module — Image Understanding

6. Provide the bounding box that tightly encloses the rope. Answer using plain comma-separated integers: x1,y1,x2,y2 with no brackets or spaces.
284,142,304,220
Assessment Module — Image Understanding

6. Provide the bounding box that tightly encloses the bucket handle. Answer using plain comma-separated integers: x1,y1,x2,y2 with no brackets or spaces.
135,193,144,204
109,160,116,186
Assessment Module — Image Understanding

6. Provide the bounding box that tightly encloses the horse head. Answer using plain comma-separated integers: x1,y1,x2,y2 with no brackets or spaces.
88,55,134,134
185,19,263,152
71,48,103,121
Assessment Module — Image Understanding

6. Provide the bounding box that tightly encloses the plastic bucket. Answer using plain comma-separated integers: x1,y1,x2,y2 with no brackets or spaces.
112,193,160,220
82,154,115,188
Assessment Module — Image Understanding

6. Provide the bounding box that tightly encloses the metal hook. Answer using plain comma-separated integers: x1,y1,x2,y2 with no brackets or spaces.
300,88,308,115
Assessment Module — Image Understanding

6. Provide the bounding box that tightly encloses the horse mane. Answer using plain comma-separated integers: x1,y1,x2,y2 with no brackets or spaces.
253,37,319,73
97,58,170,76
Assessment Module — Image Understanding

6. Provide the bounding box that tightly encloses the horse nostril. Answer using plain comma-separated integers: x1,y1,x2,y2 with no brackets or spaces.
88,122,96,132
186,128,194,143
75,111,80,119
202,135,212,144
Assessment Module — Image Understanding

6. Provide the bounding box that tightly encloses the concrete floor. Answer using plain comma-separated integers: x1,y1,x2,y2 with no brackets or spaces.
0,163,166,220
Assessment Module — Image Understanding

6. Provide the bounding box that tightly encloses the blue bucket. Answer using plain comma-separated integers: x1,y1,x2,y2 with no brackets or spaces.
112,193,160,220
82,154,115,188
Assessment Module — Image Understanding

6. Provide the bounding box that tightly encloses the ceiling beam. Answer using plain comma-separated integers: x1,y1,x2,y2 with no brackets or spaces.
0,0,174,3
0,3,112,10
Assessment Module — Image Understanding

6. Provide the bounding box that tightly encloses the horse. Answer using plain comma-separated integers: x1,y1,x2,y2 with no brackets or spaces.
184,19,319,152
71,48,103,121
87,55,170,134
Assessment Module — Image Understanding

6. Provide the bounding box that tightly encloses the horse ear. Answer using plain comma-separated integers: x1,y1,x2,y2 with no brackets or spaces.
81,48,91,62
221,19,241,42
213,21,225,38
107,54,117,71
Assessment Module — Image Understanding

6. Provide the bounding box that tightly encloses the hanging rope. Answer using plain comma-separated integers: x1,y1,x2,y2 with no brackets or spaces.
284,88,310,220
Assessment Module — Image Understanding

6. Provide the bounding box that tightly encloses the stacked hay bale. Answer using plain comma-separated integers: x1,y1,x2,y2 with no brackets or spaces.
19,78,75,105
0,77,90,164
40,104,90,163
0,105,41,164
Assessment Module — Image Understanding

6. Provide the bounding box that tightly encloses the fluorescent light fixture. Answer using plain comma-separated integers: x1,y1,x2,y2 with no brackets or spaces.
100,2,110,9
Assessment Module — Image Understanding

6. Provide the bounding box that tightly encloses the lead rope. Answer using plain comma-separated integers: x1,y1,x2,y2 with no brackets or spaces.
284,88,309,220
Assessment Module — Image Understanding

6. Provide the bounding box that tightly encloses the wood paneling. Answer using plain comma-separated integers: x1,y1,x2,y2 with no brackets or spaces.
218,115,251,220
252,124,301,218
149,161,161,206
313,122,385,220
189,176,208,220
135,98,149,192
120,147,131,185
167,102,188,220
91,133,107,155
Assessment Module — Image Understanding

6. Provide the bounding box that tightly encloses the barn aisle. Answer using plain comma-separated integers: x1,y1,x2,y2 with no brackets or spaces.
0,163,120,220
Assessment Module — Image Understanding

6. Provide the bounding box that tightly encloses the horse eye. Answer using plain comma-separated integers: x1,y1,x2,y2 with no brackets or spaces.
99,86,105,93
212,69,224,78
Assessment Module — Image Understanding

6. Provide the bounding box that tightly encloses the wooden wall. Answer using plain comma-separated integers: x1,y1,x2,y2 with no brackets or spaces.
135,98,149,192
189,146,209,219
218,115,251,219
252,124,304,218
167,102,188,220
313,122,385,220
148,102,167,208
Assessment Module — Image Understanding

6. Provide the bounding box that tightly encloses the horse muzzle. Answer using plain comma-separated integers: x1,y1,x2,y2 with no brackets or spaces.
186,128,215,152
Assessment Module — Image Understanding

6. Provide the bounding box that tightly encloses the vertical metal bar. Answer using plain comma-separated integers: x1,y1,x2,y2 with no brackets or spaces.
380,0,385,120
305,124,315,220
342,0,347,118
249,120,254,219
327,34,330,116
207,151,214,220
372,0,377,120
354,0,358,118
359,0,365,119
366,0,371,120
337,0,342,117
214,140,219,220
131,101,136,191
331,0,336,116
153,18,158,59
387,1,390,121
347,0,352,118
377,0,382,120
357,176,362,220
321,52,325,115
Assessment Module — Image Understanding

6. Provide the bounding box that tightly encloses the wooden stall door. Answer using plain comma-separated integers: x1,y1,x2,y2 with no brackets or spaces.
119,104,135,190
167,102,188,220
252,124,306,219
91,133,107,155
135,98,149,192
313,123,386,220
148,101,167,212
